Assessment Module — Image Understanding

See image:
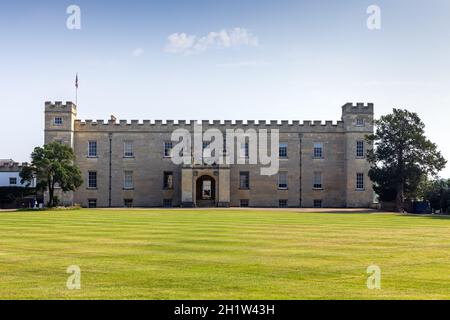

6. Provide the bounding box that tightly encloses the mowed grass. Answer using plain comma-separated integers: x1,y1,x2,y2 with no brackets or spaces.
1,209,450,299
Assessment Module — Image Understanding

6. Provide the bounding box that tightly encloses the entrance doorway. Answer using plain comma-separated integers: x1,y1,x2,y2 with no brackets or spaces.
196,175,216,206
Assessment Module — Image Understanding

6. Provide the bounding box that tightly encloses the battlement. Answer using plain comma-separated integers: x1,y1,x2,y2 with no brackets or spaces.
45,101,77,113
73,119,346,133
341,102,374,115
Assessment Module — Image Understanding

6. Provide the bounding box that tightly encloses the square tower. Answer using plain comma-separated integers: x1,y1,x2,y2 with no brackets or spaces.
44,101,77,147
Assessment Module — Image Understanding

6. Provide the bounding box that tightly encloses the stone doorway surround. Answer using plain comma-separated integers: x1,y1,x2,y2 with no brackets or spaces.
181,165,230,207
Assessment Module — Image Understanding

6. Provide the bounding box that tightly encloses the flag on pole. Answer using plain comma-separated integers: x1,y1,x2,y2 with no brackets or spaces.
75,73,79,89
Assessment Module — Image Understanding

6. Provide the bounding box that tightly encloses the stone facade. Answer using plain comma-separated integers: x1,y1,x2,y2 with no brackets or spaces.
44,101,374,208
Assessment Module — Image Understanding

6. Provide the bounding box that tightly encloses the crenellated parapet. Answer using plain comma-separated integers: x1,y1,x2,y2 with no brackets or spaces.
73,118,345,132
341,102,374,115
45,101,77,114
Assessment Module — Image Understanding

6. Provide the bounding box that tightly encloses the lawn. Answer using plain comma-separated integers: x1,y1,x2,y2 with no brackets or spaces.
1,209,450,299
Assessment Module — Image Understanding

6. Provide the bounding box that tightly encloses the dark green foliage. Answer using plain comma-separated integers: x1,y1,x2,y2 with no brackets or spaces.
20,142,83,207
367,109,446,212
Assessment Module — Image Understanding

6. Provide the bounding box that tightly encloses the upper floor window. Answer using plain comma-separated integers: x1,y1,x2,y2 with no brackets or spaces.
356,141,365,158
54,117,63,125
278,172,288,190
279,143,288,159
164,142,173,158
9,177,17,185
313,142,323,159
124,141,134,158
356,118,365,126
356,173,365,190
124,171,134,189
163,171,174,190
313,171,323,189
88,171,97,189
240,142,249,158
88,141,97,157
203,141,211,158
239,171,250,189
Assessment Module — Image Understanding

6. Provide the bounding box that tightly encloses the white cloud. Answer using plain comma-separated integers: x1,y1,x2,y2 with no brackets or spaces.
132,48,144,57
164,27,258,55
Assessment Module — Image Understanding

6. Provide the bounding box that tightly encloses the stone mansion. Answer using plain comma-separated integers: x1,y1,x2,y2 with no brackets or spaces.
44,101,374,208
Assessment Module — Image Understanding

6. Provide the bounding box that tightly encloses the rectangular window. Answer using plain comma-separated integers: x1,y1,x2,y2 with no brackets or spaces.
278,172,288,189
88,171,97,189
124,171,134,189
9,177,17,185
356,118,365,126
313,199,323,208
279,199,288,208
356,173,365,190
163,199,173,208
124,199,133,208
164,142,173,157
239,171,250,189
240,142,249,158
240,199,249,208
124,141,134,158
203,141,211,158
163,171,174,189
88,199,97,208
279,143,288,159
313,172,323,189
356,141,365,158
313,142,323,158
54,117,63,125
88,141,97,157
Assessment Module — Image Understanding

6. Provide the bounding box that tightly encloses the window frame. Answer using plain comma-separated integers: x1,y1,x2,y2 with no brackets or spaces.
164,142,173,158
356,140,365,158
163,171,174,190
313,142,323,159
123,141,134,158
88,199,97,208
313,199,323,208
279,143,288,159
279,199,288,208
9,177,17,185
278,172,288,190
123,170,134,190
88,140,98,158
87,171,97,189
356,118,365,127
53,117,63,126
239,171,250,190
240,199,249,208
313,171,323,189
356,173,365,190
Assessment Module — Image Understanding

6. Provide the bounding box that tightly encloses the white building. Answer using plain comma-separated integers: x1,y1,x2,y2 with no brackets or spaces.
0,159,35,188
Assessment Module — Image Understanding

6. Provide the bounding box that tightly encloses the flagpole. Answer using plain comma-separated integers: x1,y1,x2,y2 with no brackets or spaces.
75,73,78,106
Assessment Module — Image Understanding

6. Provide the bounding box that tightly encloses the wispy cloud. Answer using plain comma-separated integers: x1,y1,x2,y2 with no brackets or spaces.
132,48,144,57
164,27,258,55
216,60,269,68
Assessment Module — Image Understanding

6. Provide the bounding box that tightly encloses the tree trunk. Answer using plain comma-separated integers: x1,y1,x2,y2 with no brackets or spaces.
396,184,404,213
48,178,54,208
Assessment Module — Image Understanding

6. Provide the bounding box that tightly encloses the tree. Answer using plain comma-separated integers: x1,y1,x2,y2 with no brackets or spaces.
366,109,446,212
20,142,83,207
421,178,450,213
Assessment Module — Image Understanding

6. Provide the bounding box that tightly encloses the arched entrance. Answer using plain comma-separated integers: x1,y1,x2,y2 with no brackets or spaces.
196,175,216,207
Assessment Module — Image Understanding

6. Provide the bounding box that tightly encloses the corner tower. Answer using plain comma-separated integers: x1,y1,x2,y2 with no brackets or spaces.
342,102,374,207
44,101,77,147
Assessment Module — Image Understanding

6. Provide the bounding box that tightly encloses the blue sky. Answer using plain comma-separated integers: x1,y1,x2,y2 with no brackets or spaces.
1,0,450,177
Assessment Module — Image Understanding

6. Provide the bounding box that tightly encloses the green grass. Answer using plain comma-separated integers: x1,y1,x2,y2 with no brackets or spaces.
1,209,450,299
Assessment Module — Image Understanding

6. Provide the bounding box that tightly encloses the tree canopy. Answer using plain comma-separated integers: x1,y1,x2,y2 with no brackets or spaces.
366,109,446,212
20,142,83,207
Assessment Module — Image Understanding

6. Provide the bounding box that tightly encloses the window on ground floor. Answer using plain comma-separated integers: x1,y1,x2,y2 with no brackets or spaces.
88,199,97,208
278,172,288,189
313,171,323,189
239,171,250,189
88,171,97,189
163,199,173,208
124,199,133,208
313,199,323,208
163,171,174,189
9,177,17,185
240,199,249,207
279,199,288,208
356,173,365,190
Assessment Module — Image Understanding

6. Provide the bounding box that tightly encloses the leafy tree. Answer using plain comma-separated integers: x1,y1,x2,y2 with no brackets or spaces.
367,109,446,212
20,142,83,207
422,178,450,213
